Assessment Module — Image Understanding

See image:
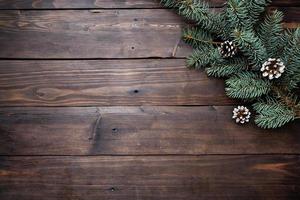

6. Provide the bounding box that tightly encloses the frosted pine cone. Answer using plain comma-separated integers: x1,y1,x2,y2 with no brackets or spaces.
261,58,285,80
232,106,251,124
219,40,237,58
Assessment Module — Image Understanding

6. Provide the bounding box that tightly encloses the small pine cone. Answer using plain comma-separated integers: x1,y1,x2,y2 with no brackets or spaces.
261,58,285,80
232,106,251,124
219,40,237,58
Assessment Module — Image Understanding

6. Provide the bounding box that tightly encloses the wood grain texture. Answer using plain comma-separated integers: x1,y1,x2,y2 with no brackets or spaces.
0,59,233,106
0,0,298,9
0,2,299,199
0,8,299,59
0,155,299,200
1,107,299,155
0,0,162,9
0,9,190,59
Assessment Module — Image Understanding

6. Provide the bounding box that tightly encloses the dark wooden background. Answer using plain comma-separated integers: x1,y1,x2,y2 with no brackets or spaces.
0,0,300,199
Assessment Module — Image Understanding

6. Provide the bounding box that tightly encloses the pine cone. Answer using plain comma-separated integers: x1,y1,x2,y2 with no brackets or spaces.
232,106,251,124
261,58,285,80
219,40,237,58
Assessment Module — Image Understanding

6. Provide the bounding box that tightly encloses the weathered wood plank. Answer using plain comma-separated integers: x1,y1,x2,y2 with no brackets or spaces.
0,155,299,200
0,0,161,9
0,60,233,106
0,9,189,58
0,8,299,59
0,107,299,155
0,0,298,9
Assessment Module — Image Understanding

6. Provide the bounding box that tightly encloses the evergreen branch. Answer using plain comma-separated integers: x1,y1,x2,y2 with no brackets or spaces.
225,0,250,29
233,29,267,67
182,27,221,49
206,57,248,77
253,99,296,129
187,46,221,69
161,0,224,34
271,86,300,116
256,10,284,57
247,0,272,25
281,28,300,90
225,71,271,99
161,0,300,129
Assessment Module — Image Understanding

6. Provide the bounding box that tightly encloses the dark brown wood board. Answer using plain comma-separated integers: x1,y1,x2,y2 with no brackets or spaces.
0,59,233,106
0,107,299,155
0,0,299,9
0,9,190,59
0,156,299,200
0,8,299,59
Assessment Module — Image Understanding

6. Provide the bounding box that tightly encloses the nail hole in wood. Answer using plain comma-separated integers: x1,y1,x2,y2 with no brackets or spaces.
109,187,116,192
131,46,135,50
112,128,118,133
133,89,139,94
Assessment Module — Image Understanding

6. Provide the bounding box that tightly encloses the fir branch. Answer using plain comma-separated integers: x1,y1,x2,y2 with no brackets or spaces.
232,29,268,68
161,0,300,129
225,0,250,29
225,0,271,30
271,86,300,116
247,0,272,25
253,99,296,129
281,28,300,90
182,27,221,49
161,0,224,34
206,57,248,77
225,71,271,99
187,46,221,69
256,10,285,57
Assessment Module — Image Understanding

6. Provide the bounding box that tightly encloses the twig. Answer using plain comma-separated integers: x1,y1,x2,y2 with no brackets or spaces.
184,35,222,45
172,38,181,57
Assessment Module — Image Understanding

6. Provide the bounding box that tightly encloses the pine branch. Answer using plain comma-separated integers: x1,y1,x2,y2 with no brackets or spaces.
253,98,296,129
225,71,271,99
256,10,285,57
161,0,300,129
271,86,300,115
225,0,250,30
225,0,271,30
232,29,268,68
182,27,220,49
206,57,248,77
187,46,221,69
161,0,224,34
281,28,300,90
247,0,272,25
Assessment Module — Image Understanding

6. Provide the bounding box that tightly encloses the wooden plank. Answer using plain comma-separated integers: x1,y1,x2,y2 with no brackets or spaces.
0,155,299,199
0,0,298,9
0,9,299,59
0,9,190,59
0,59,233,106
0,0,162,9
0,106,300,155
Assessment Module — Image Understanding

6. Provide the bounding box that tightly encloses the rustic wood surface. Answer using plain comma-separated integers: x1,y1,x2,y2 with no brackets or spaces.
0,0,299,9
0,60,233,106
0,8,299,59
1,155,300,200
0,107,300,155
0,0,299,199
